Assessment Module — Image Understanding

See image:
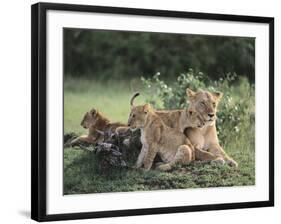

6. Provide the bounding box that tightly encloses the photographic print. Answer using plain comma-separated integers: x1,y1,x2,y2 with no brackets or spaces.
31,2,273,221
63,29,255,194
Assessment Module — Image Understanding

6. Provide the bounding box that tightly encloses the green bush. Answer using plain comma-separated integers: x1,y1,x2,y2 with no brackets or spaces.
141,69,255,143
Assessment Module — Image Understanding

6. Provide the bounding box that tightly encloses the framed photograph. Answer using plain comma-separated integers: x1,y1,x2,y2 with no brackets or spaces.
31,2,274,222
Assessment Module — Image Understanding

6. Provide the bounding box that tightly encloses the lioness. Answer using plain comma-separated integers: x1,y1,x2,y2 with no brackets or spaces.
65,108,127,147
127,102,198,171
184,89,238,167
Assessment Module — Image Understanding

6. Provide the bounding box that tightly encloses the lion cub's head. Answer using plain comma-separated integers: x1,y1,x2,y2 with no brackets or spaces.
80,108,100,129
127,93,154,129
186,88,223,126
128,103,153,129
186,110,206,128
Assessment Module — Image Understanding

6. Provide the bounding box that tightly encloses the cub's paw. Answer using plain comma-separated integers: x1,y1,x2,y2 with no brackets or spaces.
156,163,172,171
211,157,225,166
154,162,165,167
63,143,71,148
64,141,74,148
133,162,143,169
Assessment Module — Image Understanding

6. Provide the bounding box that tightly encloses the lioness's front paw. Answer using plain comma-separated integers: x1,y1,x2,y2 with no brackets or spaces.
211,157,225,166
226,159,238,167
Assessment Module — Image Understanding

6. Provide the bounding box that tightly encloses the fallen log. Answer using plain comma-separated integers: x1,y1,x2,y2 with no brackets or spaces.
64,129,142,170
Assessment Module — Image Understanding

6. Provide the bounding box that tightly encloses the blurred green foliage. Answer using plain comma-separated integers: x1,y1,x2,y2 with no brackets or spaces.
64,29,255,82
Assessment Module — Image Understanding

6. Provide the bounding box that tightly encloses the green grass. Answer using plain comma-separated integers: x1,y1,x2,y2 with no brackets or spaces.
64,77,255,194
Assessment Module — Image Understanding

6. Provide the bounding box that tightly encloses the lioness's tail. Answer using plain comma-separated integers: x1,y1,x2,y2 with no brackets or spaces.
130,92,140,107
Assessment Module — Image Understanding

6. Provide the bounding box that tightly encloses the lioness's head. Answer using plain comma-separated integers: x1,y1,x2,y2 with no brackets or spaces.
127,92,153,129
186,88,223,126
80,108,99,129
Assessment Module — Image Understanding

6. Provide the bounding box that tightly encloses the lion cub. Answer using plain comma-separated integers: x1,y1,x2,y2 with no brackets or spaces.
65,108,127,147
127,102,202,171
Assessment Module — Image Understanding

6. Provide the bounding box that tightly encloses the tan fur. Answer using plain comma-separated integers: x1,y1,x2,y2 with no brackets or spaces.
67,108,127,147
127,103,199,171
184,89,238,167
155,110,222,163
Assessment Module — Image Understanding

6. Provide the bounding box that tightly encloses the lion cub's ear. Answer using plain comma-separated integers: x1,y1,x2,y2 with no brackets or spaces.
186,88,196,99
90,108,97,116
143,103,152,113
212,91,223,101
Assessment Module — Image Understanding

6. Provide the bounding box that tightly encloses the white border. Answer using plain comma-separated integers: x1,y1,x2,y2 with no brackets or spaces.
46,10,269,215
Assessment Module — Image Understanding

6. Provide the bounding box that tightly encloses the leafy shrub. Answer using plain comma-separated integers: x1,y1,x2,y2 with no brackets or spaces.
141,69,255,143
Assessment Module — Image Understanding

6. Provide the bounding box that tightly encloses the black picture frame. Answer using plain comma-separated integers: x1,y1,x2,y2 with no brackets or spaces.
31,2,274,222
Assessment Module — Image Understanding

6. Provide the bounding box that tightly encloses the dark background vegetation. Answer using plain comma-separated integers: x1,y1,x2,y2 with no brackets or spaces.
64,28,255,82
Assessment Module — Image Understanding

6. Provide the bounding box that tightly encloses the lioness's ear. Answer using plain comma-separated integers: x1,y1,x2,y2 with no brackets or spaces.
186,88,196,99
212,91,223,101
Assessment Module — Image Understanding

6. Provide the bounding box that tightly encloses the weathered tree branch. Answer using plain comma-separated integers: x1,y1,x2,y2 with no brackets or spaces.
64,130,142,170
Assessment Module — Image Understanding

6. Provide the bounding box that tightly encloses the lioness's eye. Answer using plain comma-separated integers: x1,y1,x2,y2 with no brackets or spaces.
132,114,135,118
213,103,216,107
200,101,205,106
